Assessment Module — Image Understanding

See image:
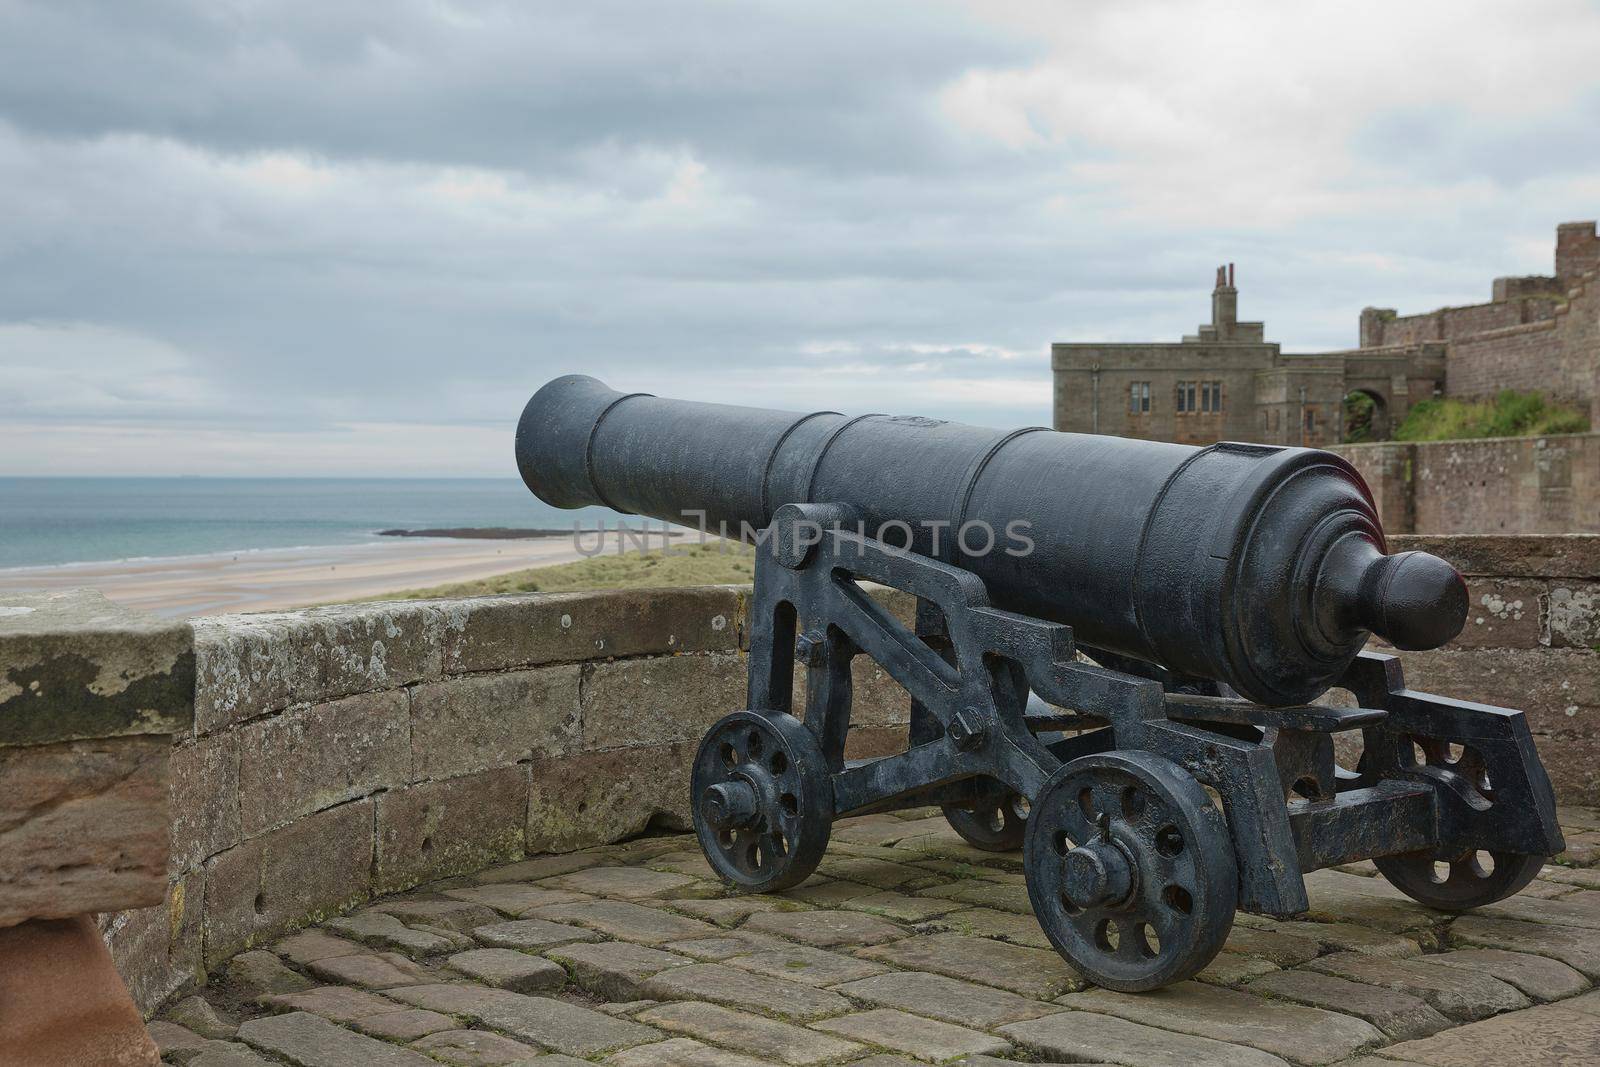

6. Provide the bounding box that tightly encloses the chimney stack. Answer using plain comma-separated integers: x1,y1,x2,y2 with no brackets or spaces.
1212,263,1238,339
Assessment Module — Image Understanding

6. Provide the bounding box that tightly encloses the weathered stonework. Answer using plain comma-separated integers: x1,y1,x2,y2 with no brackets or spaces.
1,589,194,928
1376,534,1600,804
1335,434,1600,536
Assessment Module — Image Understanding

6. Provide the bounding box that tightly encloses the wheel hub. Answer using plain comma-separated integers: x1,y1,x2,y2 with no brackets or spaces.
1062,839,1133,908
701,780,760,831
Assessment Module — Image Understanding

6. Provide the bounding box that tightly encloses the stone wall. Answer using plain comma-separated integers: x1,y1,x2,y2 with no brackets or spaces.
104,585,914,1016
1380,534,1600,809
1332,433,1600,535
1445,269,1597,416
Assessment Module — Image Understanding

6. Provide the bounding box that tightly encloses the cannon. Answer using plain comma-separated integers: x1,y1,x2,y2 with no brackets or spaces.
516,375,1564,990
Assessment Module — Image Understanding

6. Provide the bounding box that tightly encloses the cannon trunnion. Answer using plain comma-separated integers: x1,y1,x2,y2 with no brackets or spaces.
516,377,1564,991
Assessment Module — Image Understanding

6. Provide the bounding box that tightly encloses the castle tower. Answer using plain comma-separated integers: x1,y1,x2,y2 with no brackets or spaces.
1556,221,1600,284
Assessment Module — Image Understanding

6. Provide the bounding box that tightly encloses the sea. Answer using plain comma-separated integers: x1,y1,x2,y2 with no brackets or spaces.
0,477,629,570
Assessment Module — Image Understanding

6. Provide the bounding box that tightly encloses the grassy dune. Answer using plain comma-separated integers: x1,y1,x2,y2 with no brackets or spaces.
375,540,757,599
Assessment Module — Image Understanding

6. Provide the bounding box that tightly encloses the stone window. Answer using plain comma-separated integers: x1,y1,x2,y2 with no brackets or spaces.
1175,380,1197,413
1200,380,1223,413
1128,381,1151,414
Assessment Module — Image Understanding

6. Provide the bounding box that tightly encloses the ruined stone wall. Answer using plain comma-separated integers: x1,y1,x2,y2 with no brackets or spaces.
1332,433,1600,535
1445,271,1597,416
1363,298,1559,348
104,586,915,1016
1379,534,1599,810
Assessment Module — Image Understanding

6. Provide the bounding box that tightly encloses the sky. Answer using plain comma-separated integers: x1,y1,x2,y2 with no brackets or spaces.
4,0,1600,476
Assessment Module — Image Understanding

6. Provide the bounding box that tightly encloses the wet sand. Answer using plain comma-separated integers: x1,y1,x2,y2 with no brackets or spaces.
0,533,668,618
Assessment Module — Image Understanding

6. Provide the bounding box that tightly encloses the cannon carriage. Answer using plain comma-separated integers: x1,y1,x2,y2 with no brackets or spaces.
516,375,1564,991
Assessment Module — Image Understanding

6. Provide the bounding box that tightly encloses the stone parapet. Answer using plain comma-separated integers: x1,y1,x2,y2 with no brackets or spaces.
1379,535,1599,806
103,584,915,1015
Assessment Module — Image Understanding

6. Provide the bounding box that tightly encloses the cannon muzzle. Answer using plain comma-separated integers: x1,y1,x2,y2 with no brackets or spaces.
515,375,1466,704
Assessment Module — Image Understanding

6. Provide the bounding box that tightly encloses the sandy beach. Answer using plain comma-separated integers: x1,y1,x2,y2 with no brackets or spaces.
0,534,660,618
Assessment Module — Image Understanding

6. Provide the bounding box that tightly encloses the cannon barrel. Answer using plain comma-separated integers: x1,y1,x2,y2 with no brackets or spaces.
515,375,1467,705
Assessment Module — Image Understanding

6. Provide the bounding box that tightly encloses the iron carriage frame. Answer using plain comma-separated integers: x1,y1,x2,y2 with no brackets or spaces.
689,503,1566,990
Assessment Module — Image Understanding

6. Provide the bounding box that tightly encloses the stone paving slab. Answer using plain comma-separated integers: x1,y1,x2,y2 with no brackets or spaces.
637,1000,864,1064
161,812,1600,1067
1060,981,1385,1065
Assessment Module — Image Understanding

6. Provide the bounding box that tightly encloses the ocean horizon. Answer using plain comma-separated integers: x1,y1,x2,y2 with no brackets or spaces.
0,476,631,570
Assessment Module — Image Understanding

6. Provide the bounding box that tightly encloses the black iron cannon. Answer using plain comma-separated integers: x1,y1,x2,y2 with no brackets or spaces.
516,375,1564,990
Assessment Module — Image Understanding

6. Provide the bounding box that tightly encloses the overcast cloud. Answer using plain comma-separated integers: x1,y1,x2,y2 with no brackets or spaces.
4,0,1600,475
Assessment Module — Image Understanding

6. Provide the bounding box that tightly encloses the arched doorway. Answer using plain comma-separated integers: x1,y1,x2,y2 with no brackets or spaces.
1342,388,1389,442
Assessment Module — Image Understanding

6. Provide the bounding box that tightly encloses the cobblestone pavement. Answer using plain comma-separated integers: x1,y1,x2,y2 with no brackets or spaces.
152,806,1600,1066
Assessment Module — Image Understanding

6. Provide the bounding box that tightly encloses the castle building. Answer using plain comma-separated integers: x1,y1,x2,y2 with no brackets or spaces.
1051,222,1600,445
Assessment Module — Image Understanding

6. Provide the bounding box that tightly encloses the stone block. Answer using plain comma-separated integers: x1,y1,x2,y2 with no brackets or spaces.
446,948,566,992
0,588,193,746
1304,950,1530,1021
227,949,315,996
725,944,888,988
609,1037,768,1067
0,734,170,925
1246,968,1450,1039
412,1029,544,1064
1058,982,1384,1065
193,602,447,732
169,733,241,872
385,983,661,1056
1380,1000,1600,1067
103,870,205,1016
811,1008,1009,1061
306,951,434,989
526,899,717,945
410,666,580,780
1424,947,1590,1002
237,691,409,837
375,766,529,893
326,910,469,956
440,586,744,674
237,1010,438,1067
639,962,852,1020
1387,647,1599,739
858,931,1083,998
527,743,694,853
260,985,408,1023
637,1000,864,1065
202,799,374,967
830,971,1057,1028
744,908,906,948
1451,579,1545,648
581,653,745,749
1392,534,1600,580
1000,1009,1291,1067
1447,914,1600,979
548,941,694,1000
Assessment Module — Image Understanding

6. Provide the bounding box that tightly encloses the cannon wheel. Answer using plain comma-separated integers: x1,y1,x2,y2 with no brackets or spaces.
1374,850,1543,911
942,780,1029,852
1024,751,1236,992
691,710,833,893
